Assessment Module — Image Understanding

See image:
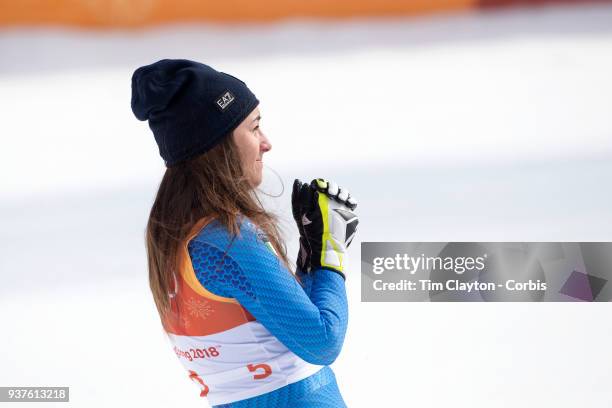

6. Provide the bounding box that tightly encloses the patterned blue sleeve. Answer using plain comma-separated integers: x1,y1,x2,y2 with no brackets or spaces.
187,218,348,366
296,269,315,297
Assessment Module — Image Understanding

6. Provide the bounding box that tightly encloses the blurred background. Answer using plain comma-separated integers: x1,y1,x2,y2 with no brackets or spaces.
1,0,612,407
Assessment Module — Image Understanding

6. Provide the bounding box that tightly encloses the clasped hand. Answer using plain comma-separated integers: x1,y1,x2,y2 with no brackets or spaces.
291,178,359,278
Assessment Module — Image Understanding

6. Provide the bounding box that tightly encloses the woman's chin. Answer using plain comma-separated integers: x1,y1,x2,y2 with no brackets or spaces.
249,174,263,188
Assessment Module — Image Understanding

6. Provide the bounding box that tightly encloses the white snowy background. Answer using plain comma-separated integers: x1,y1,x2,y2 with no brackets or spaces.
1,3,612,407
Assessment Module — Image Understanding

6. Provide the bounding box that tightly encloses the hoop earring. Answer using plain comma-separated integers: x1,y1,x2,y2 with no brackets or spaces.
256,163,285,198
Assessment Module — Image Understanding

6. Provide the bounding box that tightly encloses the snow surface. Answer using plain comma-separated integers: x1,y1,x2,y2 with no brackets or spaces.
1,3,612,407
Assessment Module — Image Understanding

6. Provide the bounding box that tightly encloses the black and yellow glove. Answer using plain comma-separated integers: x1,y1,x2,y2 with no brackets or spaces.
291,178,359,279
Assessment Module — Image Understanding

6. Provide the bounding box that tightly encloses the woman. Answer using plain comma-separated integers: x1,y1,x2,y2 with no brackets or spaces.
131,59,359,407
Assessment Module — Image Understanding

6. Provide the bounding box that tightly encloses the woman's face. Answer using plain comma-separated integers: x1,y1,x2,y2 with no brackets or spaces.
232,106,271,187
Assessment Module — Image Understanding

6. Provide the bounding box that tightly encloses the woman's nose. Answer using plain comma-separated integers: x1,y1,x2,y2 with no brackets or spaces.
261,133,272,152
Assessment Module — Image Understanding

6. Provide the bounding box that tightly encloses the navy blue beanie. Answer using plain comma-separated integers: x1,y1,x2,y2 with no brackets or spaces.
131,59,259,167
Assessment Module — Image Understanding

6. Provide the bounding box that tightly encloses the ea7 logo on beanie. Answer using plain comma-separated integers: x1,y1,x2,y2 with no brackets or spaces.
216,91,235,111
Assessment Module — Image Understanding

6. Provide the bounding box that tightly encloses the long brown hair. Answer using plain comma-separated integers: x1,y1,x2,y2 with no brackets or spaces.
145,134,290,318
